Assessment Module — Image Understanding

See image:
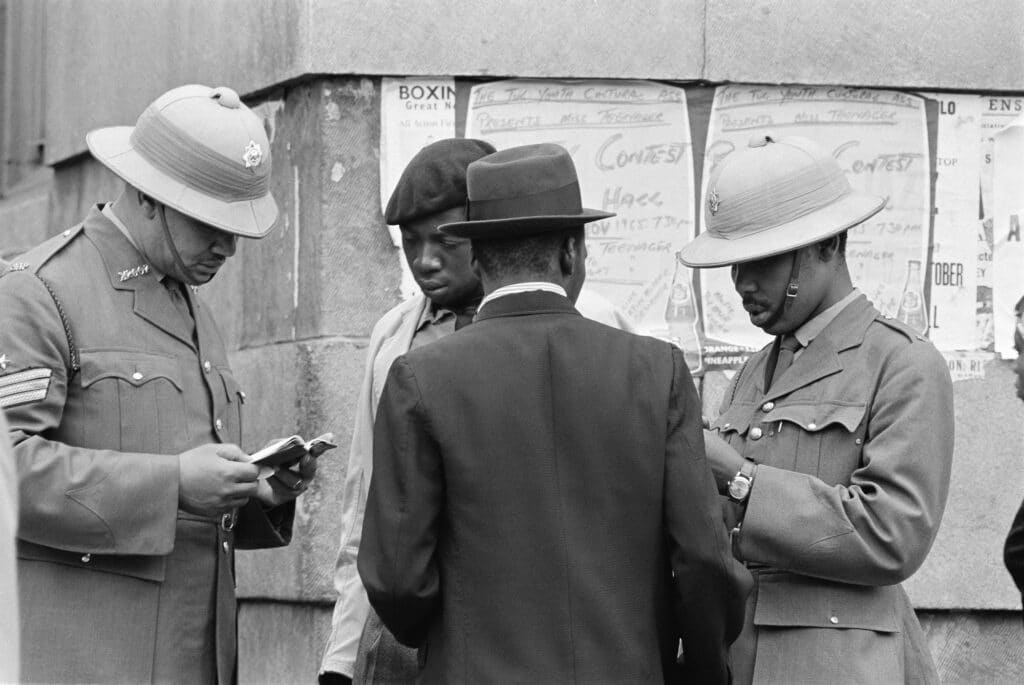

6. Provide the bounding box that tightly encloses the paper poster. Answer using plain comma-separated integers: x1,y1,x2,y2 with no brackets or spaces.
978,97,1022,350
992,115,1024,359
379,77,457,298
465,79,700,368
917,94,983,352
698,86,932,366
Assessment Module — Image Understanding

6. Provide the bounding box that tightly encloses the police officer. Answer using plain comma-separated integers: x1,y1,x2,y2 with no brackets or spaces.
678,134,953,684
0,84,316,684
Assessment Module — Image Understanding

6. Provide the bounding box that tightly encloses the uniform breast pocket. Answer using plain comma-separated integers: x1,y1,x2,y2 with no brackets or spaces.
214,366,246,444
79,350,186,453
767,401,867,483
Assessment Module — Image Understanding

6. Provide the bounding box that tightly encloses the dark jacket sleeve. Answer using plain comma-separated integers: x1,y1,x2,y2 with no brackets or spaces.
1004,496,1024,596
663,347,752,684
357,357,443,647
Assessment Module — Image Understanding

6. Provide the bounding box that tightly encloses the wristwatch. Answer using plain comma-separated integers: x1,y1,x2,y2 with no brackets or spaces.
727,460,757,504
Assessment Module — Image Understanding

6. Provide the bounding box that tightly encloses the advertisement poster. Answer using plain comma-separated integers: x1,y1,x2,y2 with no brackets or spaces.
918,93,983,353
992,115,1024,359
464,79,701,370
698,85,932,369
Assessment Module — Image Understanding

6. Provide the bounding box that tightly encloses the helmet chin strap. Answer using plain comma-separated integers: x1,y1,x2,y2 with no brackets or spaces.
759,247,804,331
157,203,193,284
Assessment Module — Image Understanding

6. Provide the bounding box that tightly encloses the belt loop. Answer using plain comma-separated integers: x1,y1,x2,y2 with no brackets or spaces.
220,511,236,532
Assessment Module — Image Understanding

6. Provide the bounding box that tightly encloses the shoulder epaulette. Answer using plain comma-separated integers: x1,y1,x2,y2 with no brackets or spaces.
875,315,929,343
11,224,85,275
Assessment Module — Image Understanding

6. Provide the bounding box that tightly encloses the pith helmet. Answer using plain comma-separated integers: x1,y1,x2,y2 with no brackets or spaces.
86,84,278,238
678,134,885,268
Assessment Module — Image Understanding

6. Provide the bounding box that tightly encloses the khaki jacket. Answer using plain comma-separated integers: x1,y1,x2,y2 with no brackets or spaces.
1,207,292,684
713,295,953,684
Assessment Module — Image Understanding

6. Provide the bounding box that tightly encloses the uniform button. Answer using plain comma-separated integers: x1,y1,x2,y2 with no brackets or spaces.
63,230,71,238
855,438,863,445
749,427,763,440
723,423,731,429
808,422,817,430
131,371,144,381
761,401,775,412
215,419,224,431
81,553,91,563
222,541,230,553
829,616,839,624
203,360,212,373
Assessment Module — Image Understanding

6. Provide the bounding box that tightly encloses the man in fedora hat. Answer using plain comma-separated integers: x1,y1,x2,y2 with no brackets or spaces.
358,142,750,683
0,84,316,684
321,138,639,685
678,134,954,684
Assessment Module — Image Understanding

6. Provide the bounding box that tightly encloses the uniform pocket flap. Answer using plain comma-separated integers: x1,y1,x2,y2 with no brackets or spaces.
766,402,866,433
710,404,753,435
18,539,167,582
218,367,244,404
753,573,899,632
80,350,182,391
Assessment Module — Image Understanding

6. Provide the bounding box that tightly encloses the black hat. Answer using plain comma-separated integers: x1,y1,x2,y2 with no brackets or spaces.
384,138,496,226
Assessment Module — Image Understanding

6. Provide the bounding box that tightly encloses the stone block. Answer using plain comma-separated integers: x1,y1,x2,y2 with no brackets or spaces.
705,0,1024,91
906,360,1024,610
0,168,53,258
919,609,1024,683
238,601,334,684
236,337,367,601
297,77,401,340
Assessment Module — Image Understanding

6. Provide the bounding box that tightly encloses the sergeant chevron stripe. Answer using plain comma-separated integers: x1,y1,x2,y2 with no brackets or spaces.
0,368,53,408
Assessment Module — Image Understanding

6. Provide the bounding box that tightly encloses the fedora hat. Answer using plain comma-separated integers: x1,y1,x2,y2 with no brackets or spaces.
438,143,614,239
678,134,885,268
86,84,278,238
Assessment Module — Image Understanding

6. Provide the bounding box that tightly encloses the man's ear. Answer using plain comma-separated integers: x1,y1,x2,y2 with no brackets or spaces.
470,247,482,279
559,233,577,276
818,235,841,262
136,191,160,220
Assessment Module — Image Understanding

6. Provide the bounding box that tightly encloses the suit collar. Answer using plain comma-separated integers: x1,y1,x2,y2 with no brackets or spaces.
763,294,876,400
83,206,197,349
474,290,580,322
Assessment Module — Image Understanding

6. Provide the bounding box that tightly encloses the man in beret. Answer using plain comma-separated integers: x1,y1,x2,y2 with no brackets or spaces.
320,137,496,685
0,84,316,684
678,134,953,684
358,143,750,683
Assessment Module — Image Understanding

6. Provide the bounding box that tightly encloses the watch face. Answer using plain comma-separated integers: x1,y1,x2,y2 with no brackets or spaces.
728,476,751,501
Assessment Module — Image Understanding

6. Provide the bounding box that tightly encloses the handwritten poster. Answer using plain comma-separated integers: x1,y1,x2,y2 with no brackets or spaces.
918,93,983,352
992,115,1024,359
464,79,700,368
698,85,932,364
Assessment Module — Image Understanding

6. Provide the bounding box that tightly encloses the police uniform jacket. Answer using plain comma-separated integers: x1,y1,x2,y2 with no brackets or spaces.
0,206,293,684
713,294,952,684
358,290,750,684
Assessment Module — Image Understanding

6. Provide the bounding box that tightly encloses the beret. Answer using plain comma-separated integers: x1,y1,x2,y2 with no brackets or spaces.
384,138,497,226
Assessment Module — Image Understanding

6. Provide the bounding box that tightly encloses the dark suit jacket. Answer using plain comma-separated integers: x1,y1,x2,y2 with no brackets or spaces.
358,290,750,684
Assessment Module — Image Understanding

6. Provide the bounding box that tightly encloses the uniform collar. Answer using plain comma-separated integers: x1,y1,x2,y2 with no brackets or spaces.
792,288,861,350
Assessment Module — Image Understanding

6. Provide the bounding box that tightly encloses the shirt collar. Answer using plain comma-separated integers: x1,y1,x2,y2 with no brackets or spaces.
479,282,568,311
415,300,457,331
793,288,861,348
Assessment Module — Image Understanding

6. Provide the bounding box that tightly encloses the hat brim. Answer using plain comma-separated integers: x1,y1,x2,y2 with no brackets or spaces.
86,126,279,238
439,208,614,239
678,192,886,268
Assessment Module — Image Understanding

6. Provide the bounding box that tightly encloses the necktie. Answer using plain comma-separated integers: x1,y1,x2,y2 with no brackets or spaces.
768,334,801,390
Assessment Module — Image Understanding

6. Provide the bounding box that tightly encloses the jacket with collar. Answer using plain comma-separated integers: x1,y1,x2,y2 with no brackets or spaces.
0,206,292,684
713,294,953,684
359,290,750,684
